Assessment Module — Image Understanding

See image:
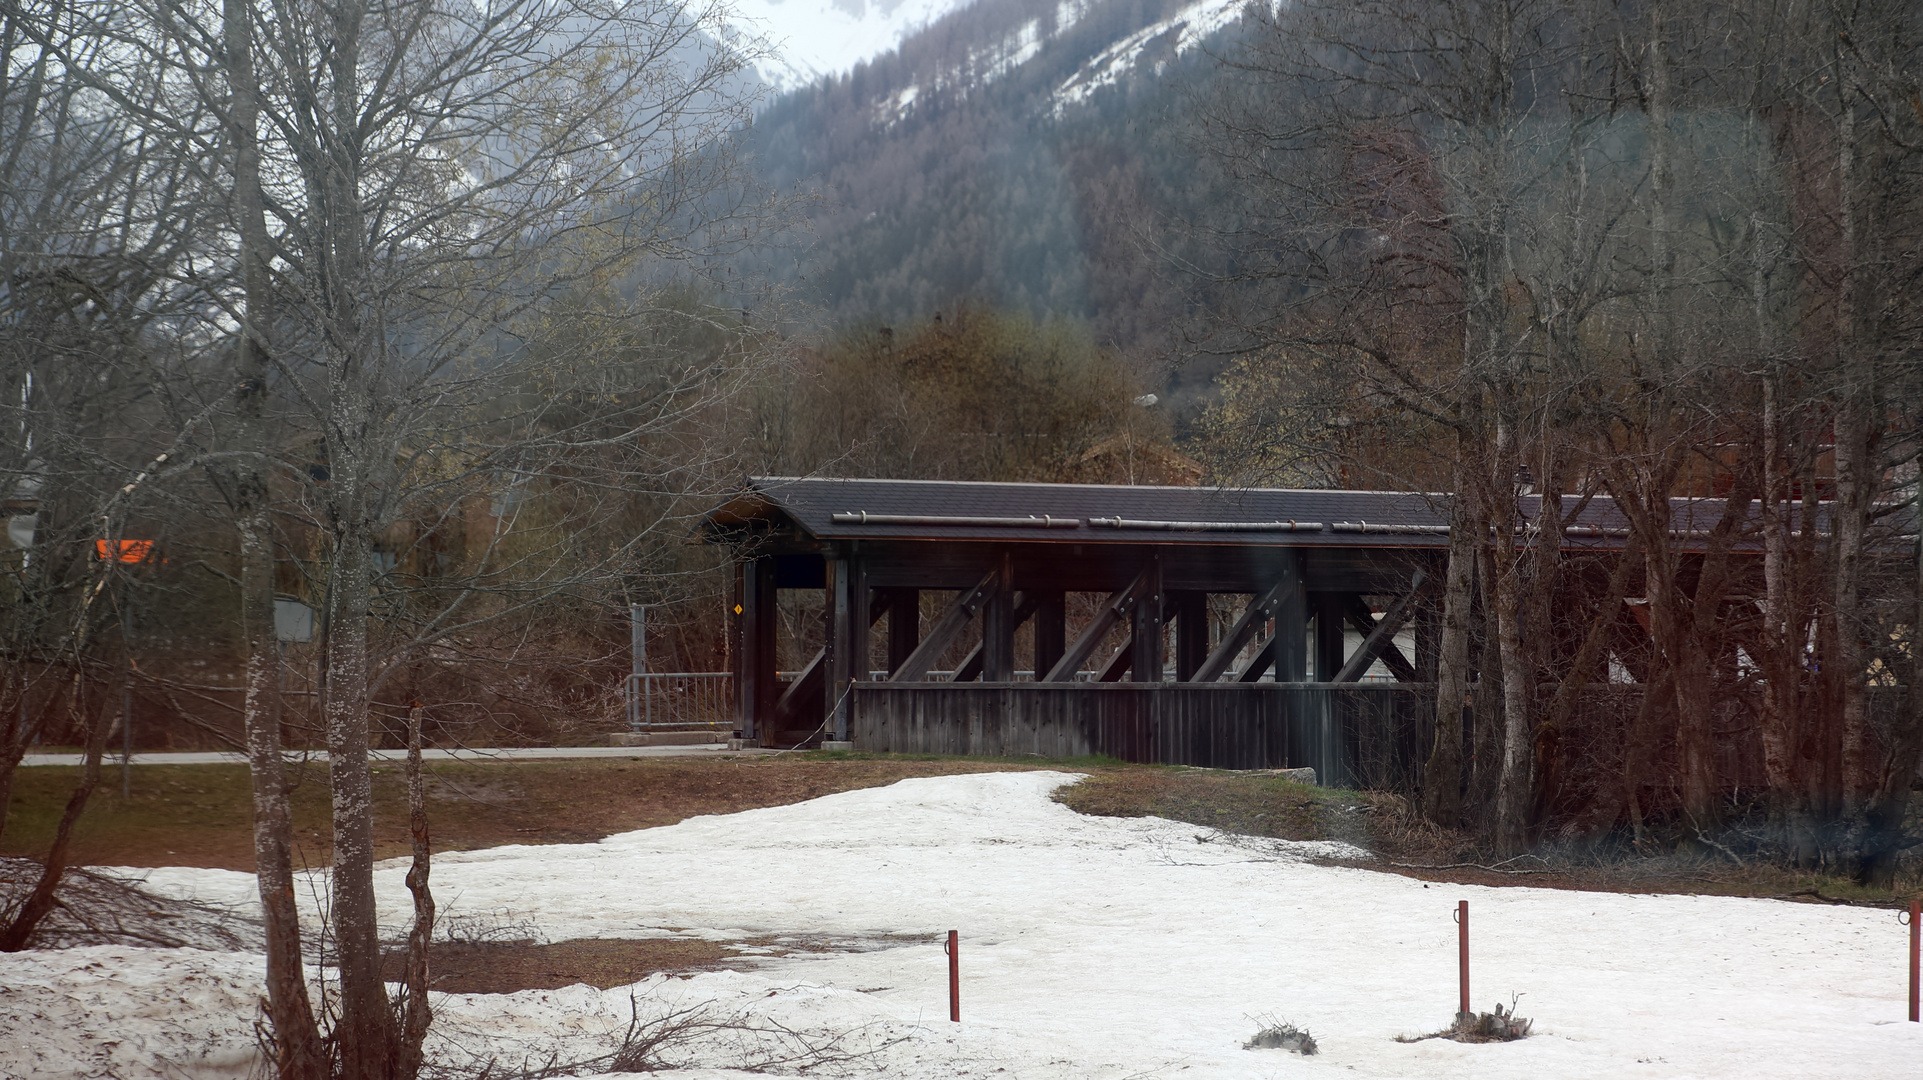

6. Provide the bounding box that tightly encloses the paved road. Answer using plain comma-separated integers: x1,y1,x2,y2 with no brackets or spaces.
19,744,780,767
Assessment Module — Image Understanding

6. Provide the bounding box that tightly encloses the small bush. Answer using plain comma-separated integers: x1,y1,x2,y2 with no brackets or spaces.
1450,999,1532,1042
1243,1016,1318,1055
1398,997,1532,1044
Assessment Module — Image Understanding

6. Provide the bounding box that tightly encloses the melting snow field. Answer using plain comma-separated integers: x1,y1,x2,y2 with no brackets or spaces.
5,770,1921,1078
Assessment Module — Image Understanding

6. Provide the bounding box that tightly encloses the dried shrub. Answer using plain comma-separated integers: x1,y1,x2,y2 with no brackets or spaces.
0,856,256,951
1397,997,1533,1044
1243,1015,1318,1055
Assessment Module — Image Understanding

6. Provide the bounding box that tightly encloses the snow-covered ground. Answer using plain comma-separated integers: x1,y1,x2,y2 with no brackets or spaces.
5,771,1921,1078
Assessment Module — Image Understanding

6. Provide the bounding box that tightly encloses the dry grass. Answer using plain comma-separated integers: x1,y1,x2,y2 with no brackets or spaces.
1052,770,1923,905
384,937,737,994
1052,767,1330,841
2,755,1073,871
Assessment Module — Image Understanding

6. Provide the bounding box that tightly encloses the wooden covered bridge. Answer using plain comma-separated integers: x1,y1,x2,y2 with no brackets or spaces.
697,477,1471,785
688,472,1892,799
695,477,1688,786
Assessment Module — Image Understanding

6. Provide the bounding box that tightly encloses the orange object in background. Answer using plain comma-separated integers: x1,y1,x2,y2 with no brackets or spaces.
95,539,154,563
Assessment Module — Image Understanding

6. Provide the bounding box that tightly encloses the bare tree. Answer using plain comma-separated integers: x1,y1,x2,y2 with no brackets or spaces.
1189,0,1923,866
15,0,781,1072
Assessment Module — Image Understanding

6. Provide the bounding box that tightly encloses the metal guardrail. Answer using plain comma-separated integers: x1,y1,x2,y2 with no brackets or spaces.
626,672,734,733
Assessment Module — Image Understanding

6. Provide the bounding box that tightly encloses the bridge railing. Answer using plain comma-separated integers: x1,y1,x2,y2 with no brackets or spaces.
625,672,734,733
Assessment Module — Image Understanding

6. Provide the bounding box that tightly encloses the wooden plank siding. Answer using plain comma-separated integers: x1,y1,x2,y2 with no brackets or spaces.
851,682,1435,791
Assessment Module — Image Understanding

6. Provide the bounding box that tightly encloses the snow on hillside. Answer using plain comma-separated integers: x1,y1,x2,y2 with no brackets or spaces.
1051,0,1249,112
6,771,1922,1078
729,0,978,90
734,0,1258,124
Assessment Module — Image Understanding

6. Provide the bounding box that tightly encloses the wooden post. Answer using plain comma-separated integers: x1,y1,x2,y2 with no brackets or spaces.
732,563,746,734
1457,900,1470,1019
983,551,1014,682
1173,591,1207,682
1033,590,1066,679
946,929,961,1022
1274,551,1308,682
1132,553,1165,682
1909,897,1920,1023
849,556,871,686
1311,592,1347,681
887,588,920,676
738,557,778,741
824,556,850,740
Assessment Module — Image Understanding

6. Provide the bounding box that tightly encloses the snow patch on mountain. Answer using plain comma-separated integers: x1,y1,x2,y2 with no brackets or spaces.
729,0,977,91
1051,0,1249,112
828,0,1257,130
869,0,1096,125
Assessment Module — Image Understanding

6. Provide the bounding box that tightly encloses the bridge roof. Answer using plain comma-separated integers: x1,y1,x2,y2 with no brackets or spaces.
695,476,1851,552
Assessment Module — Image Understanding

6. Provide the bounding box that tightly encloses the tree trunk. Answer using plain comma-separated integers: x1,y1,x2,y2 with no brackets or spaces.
1518,448,1568,843
1534,537,1643,830
1467,538,1505,830
1489,408,1535,854
395,703,434,1079
325,511,389,1077
1756,371,1821,865
0,672,116,951
1424,432,1481,827
1827,50,1875,818
1668,480,1756,839
1621,664,1673,849
223,0,324,1071
1853,487,1923,888
314,0,399,1071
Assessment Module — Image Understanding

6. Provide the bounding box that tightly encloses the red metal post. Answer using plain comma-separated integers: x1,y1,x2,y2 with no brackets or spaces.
1457,900,1470,1018
1909,898,1919,1023
947,929,960,1022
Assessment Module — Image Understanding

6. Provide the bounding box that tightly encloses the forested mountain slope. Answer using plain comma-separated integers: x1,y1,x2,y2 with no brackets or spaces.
743,0,1257,370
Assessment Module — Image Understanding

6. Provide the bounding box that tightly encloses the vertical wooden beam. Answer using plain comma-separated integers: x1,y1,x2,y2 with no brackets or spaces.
824,554,854,740
886,587,920,675
955,592,1039,681
848,555,871,685
1311,591,1347,681
740,556,778,740
1132,553,1165,682
983,550,1015,682
1274,550,1308,682
1033,590,1066,679
1172,591,1207,682
732,561,749,736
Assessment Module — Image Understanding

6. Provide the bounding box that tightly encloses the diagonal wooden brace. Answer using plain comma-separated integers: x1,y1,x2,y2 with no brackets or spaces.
1042,567,1153,682
1333,569,1426,683
1234,634,1280,682
1192,575,1299,683
775,591,895,721
889,571,998,682
953,591,1040,681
